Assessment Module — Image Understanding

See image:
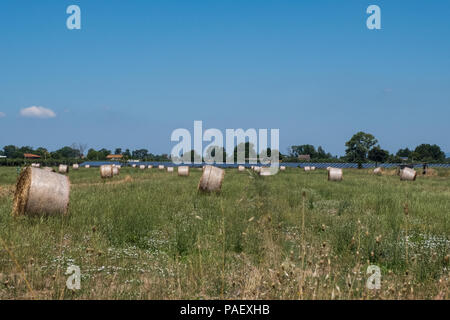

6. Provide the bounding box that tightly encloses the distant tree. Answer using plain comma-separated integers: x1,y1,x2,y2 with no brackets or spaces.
204,145,226,163
3,145,22,158
97,148,111,160
182,150,201,163
289,145,316,158
35,147,50,159
396,148,412,158
316,146,333,159
114,148,122,155
368,146,389,167
132,149,148,160
345,132,378,167
86,149,99,160
54,146,79,159
233,142,257,163
413,144,445,162
122,149,131,157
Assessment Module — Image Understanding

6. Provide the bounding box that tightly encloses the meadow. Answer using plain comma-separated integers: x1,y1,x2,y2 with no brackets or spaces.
0,166,448,300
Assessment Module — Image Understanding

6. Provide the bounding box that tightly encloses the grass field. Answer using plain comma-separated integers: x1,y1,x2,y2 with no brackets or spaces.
0,166,448,300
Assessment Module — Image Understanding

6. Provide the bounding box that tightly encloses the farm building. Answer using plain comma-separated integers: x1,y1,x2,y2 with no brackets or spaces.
23,153,41,159
106,154,123,161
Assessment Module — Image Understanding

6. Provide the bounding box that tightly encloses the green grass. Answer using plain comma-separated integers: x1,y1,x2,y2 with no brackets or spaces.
0,166,448,299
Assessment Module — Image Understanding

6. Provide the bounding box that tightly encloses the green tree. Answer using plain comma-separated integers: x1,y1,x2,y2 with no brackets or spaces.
345,132,378,167
413,144,445,162
368,146,389,167
289,145,316,158
396,148,412,158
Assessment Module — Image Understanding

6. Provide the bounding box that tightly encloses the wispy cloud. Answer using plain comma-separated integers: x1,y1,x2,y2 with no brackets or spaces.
0,112,5,118
20,106,56,118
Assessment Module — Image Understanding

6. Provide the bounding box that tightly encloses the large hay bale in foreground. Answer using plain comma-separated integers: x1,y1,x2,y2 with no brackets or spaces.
13,167,70,216
100,165,114,178
400,167,417,181
58,164,69,174
198,165,225,192
112,166,120,176
178,166,190,176
328,168,343,181
238,165,245,172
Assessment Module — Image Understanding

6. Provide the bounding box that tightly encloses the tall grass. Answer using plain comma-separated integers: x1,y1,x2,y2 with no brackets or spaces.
0,166,448,299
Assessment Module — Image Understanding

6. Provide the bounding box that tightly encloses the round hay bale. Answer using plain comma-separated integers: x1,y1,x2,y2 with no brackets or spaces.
373,167,382,175
238,165,245,172
310,166,316,171
139,165,146,170
158,165,165,170
304,166,311,172
178,166,190,176
132,164,137,168
328,168,343,181
254,166,261,173
73,164,79,170
280,166,286,171
148,165,153,169
58,164,69,174
100,165,114,178
85,165,90,169
259,167,272,176
112,166,120,176
198,165,225,192
167,167,174,173
400,167,417,181
13,167,70,217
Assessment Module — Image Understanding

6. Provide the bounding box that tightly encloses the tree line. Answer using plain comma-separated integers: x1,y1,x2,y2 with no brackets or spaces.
0,132,448,166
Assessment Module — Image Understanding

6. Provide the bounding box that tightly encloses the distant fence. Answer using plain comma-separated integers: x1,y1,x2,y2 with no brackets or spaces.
78,161,450,169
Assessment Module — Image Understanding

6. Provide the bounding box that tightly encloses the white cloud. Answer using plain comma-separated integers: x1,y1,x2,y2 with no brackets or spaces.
0,112,5,118
20,106,56,118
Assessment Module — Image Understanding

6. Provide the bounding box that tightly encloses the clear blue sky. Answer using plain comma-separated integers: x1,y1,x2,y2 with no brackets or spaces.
1,0,449,156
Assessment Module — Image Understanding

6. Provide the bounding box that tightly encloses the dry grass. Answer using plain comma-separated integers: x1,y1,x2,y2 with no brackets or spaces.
0,166,448,300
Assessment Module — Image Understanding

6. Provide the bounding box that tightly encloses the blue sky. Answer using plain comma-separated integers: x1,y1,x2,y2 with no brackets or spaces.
0,0,449,156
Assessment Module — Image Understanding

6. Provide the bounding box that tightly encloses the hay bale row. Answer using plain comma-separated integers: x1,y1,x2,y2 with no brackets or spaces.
400,167,417,181
178,166,189,176
100,165,114,178
31,163,40,168
259,167,272,176
238,165,245,172
148,165,153,169
167,167,174,173
73,164,79,170
280,166,286,171
58,164,69,174
328,168,343,181
13,167,70,216
198,165,225,192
